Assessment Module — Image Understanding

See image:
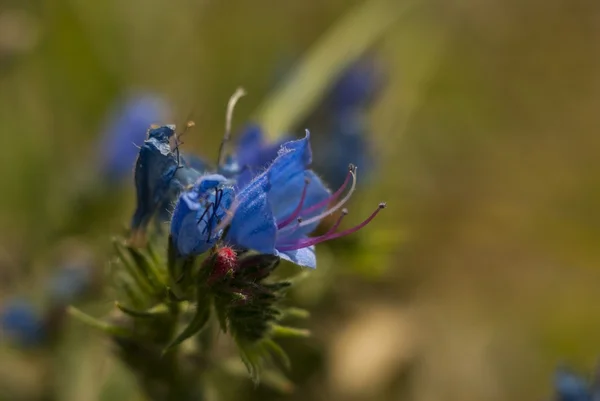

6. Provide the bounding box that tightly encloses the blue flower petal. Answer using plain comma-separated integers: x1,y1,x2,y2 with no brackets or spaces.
170,174,234,256
278,246,317,269
0,298,45,346
234,124,290,189
555,368,592,401
131,126,179,230
227,174,277,254
330,58,383,113
266,133,316,219
236,124,289,168
276,170,330,241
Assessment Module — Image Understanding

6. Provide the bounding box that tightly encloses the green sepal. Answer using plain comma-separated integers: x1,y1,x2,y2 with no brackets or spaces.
68,306,134,339
270,325,311,339
115,302,169,319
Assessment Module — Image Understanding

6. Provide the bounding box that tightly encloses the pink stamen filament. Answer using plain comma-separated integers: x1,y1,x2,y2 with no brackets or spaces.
328,208,349,233
277,178,310,229
276,203,386,251
298,164,355,218
295,167,357,229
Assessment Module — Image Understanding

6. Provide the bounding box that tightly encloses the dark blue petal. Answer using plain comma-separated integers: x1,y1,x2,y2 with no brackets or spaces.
235,123,265,166
0,298,45,346
227,174,277,254
312,111,372,189
99,94,170,181
170,174,234,256
130,126,180,231
275,170,330,242
278,246,316,269
266,133,316,219
233,124,290,189
330,58,383,113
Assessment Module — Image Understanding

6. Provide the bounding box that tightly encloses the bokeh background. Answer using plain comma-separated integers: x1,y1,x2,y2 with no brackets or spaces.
1,0,600,400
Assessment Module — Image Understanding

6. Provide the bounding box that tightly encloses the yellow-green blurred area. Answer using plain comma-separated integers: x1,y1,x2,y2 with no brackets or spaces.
1,0,600,400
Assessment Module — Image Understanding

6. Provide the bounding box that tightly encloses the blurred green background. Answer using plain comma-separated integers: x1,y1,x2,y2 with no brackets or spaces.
1,0,600,400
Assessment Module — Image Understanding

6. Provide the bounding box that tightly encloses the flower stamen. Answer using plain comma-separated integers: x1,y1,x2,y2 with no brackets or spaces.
277,203,386,251
296,166,357,229
277,177,310,229
298,164,355,218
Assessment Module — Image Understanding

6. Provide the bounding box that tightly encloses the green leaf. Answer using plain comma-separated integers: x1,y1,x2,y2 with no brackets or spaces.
280,307,311,320
127,246,165,293
68,306,134,339
113,239,155,297
262,339,291,370
163,301,210,353
270,325,311,339
115,302,169,319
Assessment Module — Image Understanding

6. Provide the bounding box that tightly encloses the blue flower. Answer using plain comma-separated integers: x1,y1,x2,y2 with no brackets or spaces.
47,263,93,305
219,123,290,188
130,125,202,235
99,94,170,182
171,132,385,268
328,57,383,113
311,111,373,189
0,298,45,347
555,367,592,401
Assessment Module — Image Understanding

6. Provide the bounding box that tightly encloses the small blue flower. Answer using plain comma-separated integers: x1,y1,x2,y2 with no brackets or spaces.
131,125,202,234
328,57,383,113
99,94,170,182
171,132,385,268
47,263,93,305
312,111,373,189
0,298,45,347
555,367,592,401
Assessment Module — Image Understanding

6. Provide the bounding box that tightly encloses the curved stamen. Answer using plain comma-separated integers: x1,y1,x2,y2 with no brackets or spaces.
295,166,357,229
217,87,246,167
299,164,355,218
277,203,386,251
327,208,349,233
277,177,310,229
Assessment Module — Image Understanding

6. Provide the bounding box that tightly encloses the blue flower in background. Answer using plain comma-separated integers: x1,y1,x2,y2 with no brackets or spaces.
328,57,383,113
311,111,373,189
0,298,45,347
99,94,170,182
269,56,384,190
47,263,93,305
310,57,383,189
553,365,600,401
171,132,385,268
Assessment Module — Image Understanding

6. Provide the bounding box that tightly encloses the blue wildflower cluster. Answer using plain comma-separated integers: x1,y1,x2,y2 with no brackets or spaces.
554,365,600,401
94,88,386,385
